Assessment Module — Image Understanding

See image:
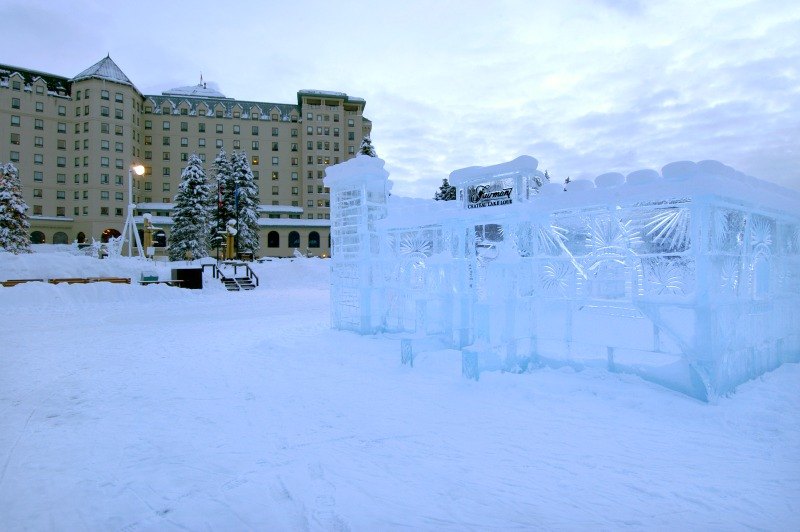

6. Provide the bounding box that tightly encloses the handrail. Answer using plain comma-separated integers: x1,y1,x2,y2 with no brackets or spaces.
243,264,259,286
201,263,219,278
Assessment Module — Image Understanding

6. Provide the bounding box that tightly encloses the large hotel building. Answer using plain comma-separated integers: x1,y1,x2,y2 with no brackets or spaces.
0,56,372,257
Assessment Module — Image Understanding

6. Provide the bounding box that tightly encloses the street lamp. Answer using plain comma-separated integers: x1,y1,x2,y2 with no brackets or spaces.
120,164,146,258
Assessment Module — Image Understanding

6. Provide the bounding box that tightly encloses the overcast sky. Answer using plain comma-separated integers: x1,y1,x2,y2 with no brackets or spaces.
3,0,798,197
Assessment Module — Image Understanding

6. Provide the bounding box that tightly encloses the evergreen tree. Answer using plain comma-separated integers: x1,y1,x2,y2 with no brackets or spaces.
230,151,260,255
544,170,551,182
359,136,377,157
434,178,457,201
0,162,32,254
563,176,571,191
209,148,235,252
168,154,211,261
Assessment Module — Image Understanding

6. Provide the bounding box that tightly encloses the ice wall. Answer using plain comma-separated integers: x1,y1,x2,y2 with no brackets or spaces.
325,155,800,401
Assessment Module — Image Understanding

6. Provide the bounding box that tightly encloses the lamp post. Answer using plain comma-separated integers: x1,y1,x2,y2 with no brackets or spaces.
120,164,146,258
234,185,241,260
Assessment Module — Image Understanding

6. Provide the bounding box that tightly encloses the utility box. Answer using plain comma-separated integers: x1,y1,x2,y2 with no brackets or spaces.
172,268,203,289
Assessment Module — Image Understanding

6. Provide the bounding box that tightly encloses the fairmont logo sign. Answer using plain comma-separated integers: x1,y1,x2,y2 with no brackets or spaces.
467,183,513,209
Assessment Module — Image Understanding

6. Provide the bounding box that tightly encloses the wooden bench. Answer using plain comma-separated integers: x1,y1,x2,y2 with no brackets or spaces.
1,279,45,287
49,277,131,285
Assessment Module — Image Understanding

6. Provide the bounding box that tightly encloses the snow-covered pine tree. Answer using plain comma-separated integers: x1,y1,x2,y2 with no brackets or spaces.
359,136,377,157
434,178,457,201
168,154,211,261
0,162,32,254
544,170,551,182
230,151,260,256
563,176,571,191
209,148,236,252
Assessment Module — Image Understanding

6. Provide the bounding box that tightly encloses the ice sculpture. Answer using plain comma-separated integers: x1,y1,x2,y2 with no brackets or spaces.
325,155,800,401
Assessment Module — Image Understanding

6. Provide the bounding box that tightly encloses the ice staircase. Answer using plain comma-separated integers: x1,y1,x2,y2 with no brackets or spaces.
212,261,259,291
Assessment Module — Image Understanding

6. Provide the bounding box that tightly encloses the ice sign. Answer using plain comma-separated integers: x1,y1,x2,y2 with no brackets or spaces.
325,154,800,401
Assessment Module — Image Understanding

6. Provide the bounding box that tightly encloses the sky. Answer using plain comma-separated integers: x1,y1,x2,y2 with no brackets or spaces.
2,0,799,198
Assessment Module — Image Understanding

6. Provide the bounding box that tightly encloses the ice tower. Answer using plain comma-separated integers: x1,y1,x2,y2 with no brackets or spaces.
326,155,800,401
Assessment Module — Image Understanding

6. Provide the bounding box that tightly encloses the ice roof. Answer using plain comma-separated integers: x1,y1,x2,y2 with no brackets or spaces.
163,83,227,99
71,56,134,88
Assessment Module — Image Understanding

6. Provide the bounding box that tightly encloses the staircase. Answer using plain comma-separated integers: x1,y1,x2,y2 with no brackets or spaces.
221,275,257,291
208,261,260,292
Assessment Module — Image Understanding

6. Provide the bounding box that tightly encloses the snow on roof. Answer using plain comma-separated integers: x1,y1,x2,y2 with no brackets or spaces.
298,89,348,98
71,56,134,88
163,83,227,99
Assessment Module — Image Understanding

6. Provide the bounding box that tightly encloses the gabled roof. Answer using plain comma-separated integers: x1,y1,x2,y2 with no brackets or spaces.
71,55,135,89
163,83,228,99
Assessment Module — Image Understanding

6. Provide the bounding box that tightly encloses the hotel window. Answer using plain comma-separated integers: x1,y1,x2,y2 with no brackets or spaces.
74,207,79,216
271,156,278,165
57,157,66,167
83,174,89,183
116,192,124,201
252,170,259,180
163,152,170,161
144,105,152,113
162,106,170,114
9,151,19,162
11,98,20,109
252,126,259,135
180,122,188,131
35,119,44,130
57,122,66,133
115,175,123,185
115,208,123,216
101,106,109,117
198,138,206,147
10,133,19,145
233,125,240,134
291,143,298,152
163,121,170,130
33,188,43,198
144,136,152,145
101,174,109,184
272,127,279,136
307,200,313,208
252,141,260,150
216,139,223,148
34,154,43,165
307,185,313,193
115,92,123,103
34,136,44,148
101,207,109,216
145,120,152,129
101,140,109,151
35,102,43,112
271,114,279,121
115,125,123,135
83,206,88,214
74,190,79,199
180,153,188,162
115,108,123,119
233,110,240,118
85,89,91,98
291,157,298,166
115,142,123,152
252,156,260,165
144,182,152,191
144,151,152,160
216,109,223,118
291,128,298,137
180,137,188,147
162,183,170,192
291,187,299,195
272,171,279,180
101,122,109,134
198,123,206,132
163,137,170,146
36,85,44,95
307,113,313,120
58,105,66,116
348,119,355,126
101,191,109,200
101,157,110,167
83,105,89,115
272,142,279,151
180,108,188,115
216,124,223,134
199,154,206,162
348,146,355,154
317,170,324,179
307,126,313,135
163,167,170,177
334,114,339,122
272,186,279,195
291,172,298,181
317,141,323,150
101,90,109,100
233,140,240,149
83,122,89,132
76,107,81,117
33,205,43,215
57,174,65,183
307,156,313,164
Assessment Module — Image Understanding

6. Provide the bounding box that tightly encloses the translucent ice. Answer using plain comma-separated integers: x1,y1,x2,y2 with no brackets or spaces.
325,155,800,401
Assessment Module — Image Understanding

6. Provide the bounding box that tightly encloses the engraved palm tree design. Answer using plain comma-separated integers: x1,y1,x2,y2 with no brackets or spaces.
645,259,685,295
645,207,690,252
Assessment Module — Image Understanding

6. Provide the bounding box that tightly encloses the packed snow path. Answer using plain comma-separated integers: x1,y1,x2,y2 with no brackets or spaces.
0,258,798,530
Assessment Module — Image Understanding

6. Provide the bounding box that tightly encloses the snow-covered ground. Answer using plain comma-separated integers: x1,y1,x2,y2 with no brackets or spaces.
0,250,798,530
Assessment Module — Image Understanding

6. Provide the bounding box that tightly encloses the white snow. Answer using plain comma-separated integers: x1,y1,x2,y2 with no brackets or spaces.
0,250,798,529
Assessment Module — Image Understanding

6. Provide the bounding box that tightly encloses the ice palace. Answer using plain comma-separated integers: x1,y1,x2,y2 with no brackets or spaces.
324,155,800,401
